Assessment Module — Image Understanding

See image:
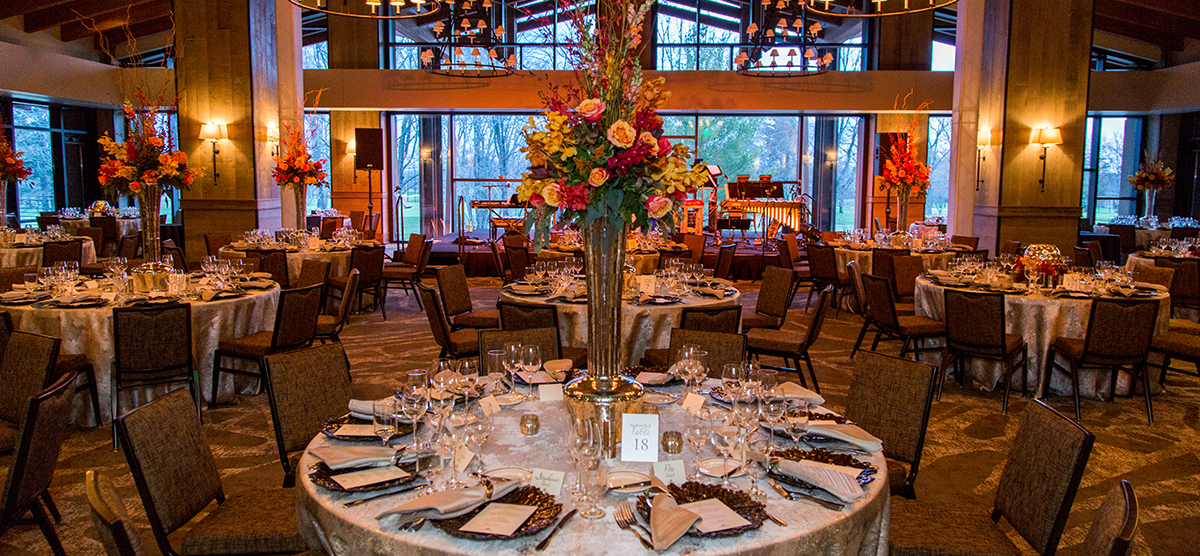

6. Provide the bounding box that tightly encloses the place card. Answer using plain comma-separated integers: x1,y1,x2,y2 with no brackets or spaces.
678,498,751,534
458,503,538,536
334,424,379,437
529,468,565,496
332,466,410,490
539,383,564,401
681,393,706,415
653,460,686,485
637,275,656,295
478,395,501,416
635,371,668,384
83,280,99,290
199,277,211,285
101,292,116,302
453,447,476,473
620,413,659,463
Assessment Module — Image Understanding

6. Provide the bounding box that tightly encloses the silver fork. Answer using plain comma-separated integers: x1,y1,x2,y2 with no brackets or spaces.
615,501,653,549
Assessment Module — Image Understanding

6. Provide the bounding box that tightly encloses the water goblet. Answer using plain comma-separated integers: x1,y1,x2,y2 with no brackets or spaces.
520,344,542,401
373,398,398,447
745,431,772,499
761,388,788,454
457,359,480,401
486,349,506,395
399,388,427,451
785,400,810,449
440,422,470,489
503,343,522,397
685,416,711,481
721,363,745,393
465,402,493,474
710,425,743,489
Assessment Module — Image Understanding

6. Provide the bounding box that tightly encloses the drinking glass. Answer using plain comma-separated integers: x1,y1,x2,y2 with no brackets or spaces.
721,363,745,393
465,402,493,474
579,456,607,520
745,431,772,499
440,423,470,489
520,344,542,401
730,388,758,430
710,425,743,489
761,388,788,454
373,398,397,447
567,417,594,498
22,273,36,292
684,416,710,481
503,342,522,397
486,349,506,395
458,359,480,401
785,400,810,449
399,389,427,451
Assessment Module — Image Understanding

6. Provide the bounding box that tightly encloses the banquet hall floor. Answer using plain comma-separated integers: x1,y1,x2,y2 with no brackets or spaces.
1,277,1196,555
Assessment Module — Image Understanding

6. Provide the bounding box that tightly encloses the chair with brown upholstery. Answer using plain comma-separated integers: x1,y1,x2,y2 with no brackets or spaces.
0,266,34,292
1073,246,1094,268
746,286,833,391
781,232,813,294
162,242,187,272
361,213,380,241
382,238,432,311
112,303,197,446
742,266,793,331
349,210,366,232
211,284,324,405
870,248,909,284
116,389,308,556
860,274,946,361
78,226,104,256
950,235,980,249
891,255,924,303
247,248,290,288
90,216,119,256
941,289,1028,412
498,299,558,331
204,233,234,258
1108,224,1136,260
489,240,510,283
1147,325,1200,393
118,233,141,260
805,243,850,310
327,245,385,318
679,233,705,265
640,329,746,376
1154,257,1200,317
316,269,358,344
319,217,339,239
264,343,355,488
999,240,1022,256
0,369,77,556
0,331,61,454
295,259,331,290
889,400,1094,556
86,469,149,556
1044,297,1159,423
504,243,532,281
679,305,742,334
713,242,737,280
391,233,428,265
479,328,564,365
419,283,478,359
1079,480,1138,556
35,215,59,230
42,239,83,266
845,350,936,499
436,264,500,330
1084,240,1105,265
1132,265,1173,290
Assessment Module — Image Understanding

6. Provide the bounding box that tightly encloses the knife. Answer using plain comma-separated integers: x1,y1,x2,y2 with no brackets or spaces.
767,477,794,500
764,510,787,527
535,508,577,551
609,480,651,491
768,478,845,511
341,482,428,508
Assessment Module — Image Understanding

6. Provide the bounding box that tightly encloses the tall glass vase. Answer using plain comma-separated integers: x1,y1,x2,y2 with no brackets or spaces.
0,181,9,229
1144,188,1157,218
563,214,644,459
896,187,910,233
132,183,169,293
294,186,307,229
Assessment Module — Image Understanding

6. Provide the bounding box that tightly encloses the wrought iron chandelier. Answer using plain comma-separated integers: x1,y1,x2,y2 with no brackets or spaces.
804,0,960,19
420,0,517,77
284,0,440,20
736,1,833,77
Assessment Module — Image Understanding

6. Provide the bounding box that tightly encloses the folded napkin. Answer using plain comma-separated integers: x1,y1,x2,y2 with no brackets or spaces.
307,446,397,470
927,270,951,278
638,367,675,385
1110,286,1137,298
775,382,825,406
240,279,274,289
348,399,415,422
1,292,26,301
1049,287,1089,298
807,422,883,452
649,492,701,551
248,272,273,279
1135,281,1168,292
377,478,521,522
773,459,865,503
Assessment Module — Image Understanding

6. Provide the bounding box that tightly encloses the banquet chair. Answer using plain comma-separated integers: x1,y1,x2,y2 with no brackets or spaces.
1171,226,1199,240
381,238,432,311
436,264,500,330
679,233,706,265
845,350,935,499
774,242,802,305
162,242,187,272
805,243,850,312
713,242,737,280
1147,328,1200,392
1043,297,1159,423
419,283,479,359
950,235,980,249
41,239,83,266
211,283,324,405
498,299,558,331
889,400,1094,556
891,255,924,304
1080,480,1139,556
860,274,946,361
86,470,148,556
0,312,101,430
118,233,141,260
745,285,833,390
998,240,1021,256
1154,257,1200,316
504,243,532,281
1132,265,1174,290
1108,224,1137,260
940,289,1029,412
640,328,747,371
0,331,61,453
35,215,59,230
781,233,813,293
112,302,197,447
246,248,289,288
295,259,331,300
0,369,77,556
116,389,308,556
79,226,105,257
0,266,34,292
820,231,841,243
361,213,380,241
264,344,355,488
316,269,358,344
870,247,909,285
742,266,793,332
328,245,385,318
349,210,365,232
319,217,339,239
390,233,428,265
1084,240,1105,265
204,233,234,258
91,216,119,256
680,305,742,334
479,328,564,363
1072,246,1094,268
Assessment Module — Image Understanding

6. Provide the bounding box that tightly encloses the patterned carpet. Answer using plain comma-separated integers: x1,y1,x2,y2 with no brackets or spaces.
1,276,1196,555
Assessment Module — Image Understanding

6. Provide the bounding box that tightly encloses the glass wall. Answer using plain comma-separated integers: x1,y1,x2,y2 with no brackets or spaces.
12,103,55,223
392,114,425,239
925,116,953,219
452,115,530,232
696,116,800,204
303,42,329,69
303,112,332,213
832,117,862,231
1081,116,1141,224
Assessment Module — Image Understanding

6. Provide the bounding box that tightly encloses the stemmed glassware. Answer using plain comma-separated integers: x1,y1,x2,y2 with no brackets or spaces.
721,363,745,393
399,369,428,451
503,343,522,397
440,419,470,489
785,400,810,449
760,387,788,454
520,344,542,401
685,413,711,481
745,431,772,499
464,402,493,475
373,398,397,448
575,420,606,519
567,417,594,498
710,424,744,489
486,349,506,395
457,359,480,401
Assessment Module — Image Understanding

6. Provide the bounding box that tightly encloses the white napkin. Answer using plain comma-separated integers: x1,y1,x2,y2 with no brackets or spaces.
1135,281,1168,292
775,382,825,406
307,446,397,470
348,399,413,422
649,492,701,551
806,422,883,452
773,459,865,503
927,270,950,278
637,372,671,385
377,478,521,522
241,279,274,289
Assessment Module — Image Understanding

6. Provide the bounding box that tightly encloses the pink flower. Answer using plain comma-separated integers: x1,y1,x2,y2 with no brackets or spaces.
588,167,609,187
657,137,671,156
606,120,636,149
576,98,606,122
540,183,563,207
646,194,672,219
530,193,545,208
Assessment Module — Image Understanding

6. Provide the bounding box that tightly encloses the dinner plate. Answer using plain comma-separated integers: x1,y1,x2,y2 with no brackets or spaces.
698,457,745,478
494,393,525,406
607,471,651,493
643,392,676,405
484,467,533,484
542,359,572,374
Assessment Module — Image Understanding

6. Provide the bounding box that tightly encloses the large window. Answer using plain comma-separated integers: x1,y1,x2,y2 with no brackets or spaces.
1081,116,1141,224
392,114,425,238
696,116,800,204
12,104,54,223
925,116,953,219
452,115,531,232
303,112,332,213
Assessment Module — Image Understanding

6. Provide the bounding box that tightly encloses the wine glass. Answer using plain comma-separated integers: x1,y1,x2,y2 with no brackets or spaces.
761,388,788,454
710,425,743,489
457,359,480,401
685,415,711,481
745,431,772,499
520,344,542,401
567,417,594,498
721,363,745,394
465,402,493,475
503,342,522,397
730,388,758,431
785,400,810,449
440,422,470,489
373,398,397,447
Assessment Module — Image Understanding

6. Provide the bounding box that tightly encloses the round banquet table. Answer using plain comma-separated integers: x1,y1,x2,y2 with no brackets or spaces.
1092,225,1170,250
833,248,955,280
219,243,353,283
537,247,689,275
498,284,741,367
296,398,889,556
906,223,942,240
1124,253,1200,321
0,236,97,268
913,277,1170,398
4,283,280,425
58,216,142,238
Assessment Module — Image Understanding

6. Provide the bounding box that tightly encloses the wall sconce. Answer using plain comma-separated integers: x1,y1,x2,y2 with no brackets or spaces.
1030,127,1063,193
975,129,993,191
198,123,228,187
346,141,357,184
266,126,280,157
420,147,433,163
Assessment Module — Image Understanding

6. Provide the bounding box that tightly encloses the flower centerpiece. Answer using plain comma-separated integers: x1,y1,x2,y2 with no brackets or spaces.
878,131,931,235
1128,155,1175,218
0,132,34,227
518,0,709,456
272,125,328,229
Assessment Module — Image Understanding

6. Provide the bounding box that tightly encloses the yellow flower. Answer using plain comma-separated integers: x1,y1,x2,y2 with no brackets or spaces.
606,120,636,149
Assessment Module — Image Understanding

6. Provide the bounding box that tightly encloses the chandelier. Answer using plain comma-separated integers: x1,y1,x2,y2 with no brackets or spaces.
736,1,833,77
804,0,960,19
284,0,439,19
420,0,517,77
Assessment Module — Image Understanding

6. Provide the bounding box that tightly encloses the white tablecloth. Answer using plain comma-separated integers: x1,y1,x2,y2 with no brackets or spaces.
913,278,1170,398
1092,225,1170,251
0,236,97,268
219,244,353,283
833,248,955,280
498,287,741,367
906,223,942,240
539,249,677,275
297,398,888,556
4,285,280,425
59,217,141,238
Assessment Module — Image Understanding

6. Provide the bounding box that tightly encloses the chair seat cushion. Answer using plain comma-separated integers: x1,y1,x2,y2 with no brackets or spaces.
315,315,337,334
1050,336,1086,360
1152,331,1200,360
742,314,782,331
451,309,500,329
0,420,15,453
178,489,308,555
1169,318,1200,336
886,457,910,491
382,266,419,280
895,303,916,316
218,331,275,357
640,348,669,368
889,498,1021,556
746,328,802,355
447,329,479,356
562,347,589,369
895,315,946,337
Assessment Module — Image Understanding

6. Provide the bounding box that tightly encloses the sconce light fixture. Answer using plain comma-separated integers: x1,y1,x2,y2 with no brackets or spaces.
346,141,357,184
1030,127,1063,193
198,123,228,187
975,129,993,191
266,126,281,157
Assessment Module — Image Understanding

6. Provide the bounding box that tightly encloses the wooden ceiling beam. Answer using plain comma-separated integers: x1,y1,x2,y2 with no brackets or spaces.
1093,13,1184,51
0,0,73,21
60,0,171,43
24,0,158,33
94,14,174,48
1109,0,1200,22
1096,0,1200,41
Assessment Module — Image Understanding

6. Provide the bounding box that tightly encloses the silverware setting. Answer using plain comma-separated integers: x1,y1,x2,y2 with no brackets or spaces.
535,508,577,551
764,510,787,527
615,501,654,549
766,477,844,511
341,482,428,508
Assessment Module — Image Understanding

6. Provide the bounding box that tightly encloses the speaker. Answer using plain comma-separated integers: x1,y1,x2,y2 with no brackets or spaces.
354,128,383,170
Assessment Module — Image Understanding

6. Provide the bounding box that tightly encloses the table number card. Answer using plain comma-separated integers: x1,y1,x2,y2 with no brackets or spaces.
331,466,410,490
539,383,564,401
620,413,659,463
529,468,565,496
478,395,501,416
458,503,538,536
681,393,706,415
83,280,99,290
653,460,686,485
679,498,752,533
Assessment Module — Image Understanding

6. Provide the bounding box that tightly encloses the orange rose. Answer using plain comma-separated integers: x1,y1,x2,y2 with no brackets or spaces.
606,120,636,149
129,181,142,193
588,167,609,187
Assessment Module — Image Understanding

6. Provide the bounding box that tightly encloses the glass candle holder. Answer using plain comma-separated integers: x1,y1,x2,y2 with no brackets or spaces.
520,414,540,435
661,431,683,454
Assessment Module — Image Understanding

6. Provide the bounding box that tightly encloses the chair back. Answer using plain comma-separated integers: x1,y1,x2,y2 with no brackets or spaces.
1084,240,1104,265
0,265,34,293
847,260,867,313
498,299,559,331
118,233,141,259
331,269,360,328
79,226,104,254
270,284,323,353
845,350,935,465
349,210,366,231
247,249,289,288
1154,257,1199,304
861,274,900,333
1072,246,1094,268
204,233,233,258
681,233,705,264
713,243,737,280
295,259,331,289
1170,226,1198,240
775,242,794,271
162,243,187,272
0,331,60,424
756,266,794,320
86,470,148,556
891,255,924,298
999,240,1022,256
362,213,380,240
91,215,119,243
401,233,427,264
1081,298,1159,366
781,233,801,266
349,245,385,286
1132,265,1173,290
116,389,224,554
994,400,1094,556
418,283,454,350
113,303,193,383
666,329,745,373
950,235,980,249
680,306,741,334
42,239,83,266
806,243,839,282
803,286,835,349
1079,479,1138,556
479,328,562,361
505,244,531,281
489,240,507,280
944,289,1007,356
0,312,13,366
0,370,77,525
319,217,338,239
870,248,908,283
436,264,474,318
264,344,353,459
1107,224,1136,256
35,215,59,230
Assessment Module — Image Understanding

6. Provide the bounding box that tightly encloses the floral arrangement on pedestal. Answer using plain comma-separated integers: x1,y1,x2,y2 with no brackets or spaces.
878,131,931,232
271,125,328,229
1128,155,1174,218
0,132,33,225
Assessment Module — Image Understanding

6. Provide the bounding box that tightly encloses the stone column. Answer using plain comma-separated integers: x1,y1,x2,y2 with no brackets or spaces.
948,0,984,241
277,0,305,228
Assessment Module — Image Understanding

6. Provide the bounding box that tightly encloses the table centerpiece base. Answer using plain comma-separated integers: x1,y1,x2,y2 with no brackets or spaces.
564,374,644,459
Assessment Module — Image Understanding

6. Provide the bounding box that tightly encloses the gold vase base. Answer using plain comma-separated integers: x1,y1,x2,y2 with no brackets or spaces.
564,375,645,459
130,261,172,294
